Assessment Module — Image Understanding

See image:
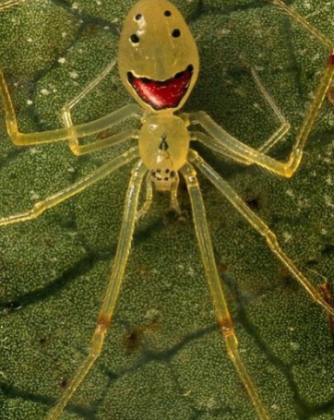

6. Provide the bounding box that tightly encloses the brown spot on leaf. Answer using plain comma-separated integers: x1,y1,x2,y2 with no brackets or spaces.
123,321,160,353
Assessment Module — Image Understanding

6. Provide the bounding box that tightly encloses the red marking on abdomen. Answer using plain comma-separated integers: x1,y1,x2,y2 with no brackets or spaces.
131,66,192,110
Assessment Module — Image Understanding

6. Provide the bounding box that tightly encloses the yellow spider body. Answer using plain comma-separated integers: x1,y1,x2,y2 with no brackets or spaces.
0,1,334,420
120,0,199,191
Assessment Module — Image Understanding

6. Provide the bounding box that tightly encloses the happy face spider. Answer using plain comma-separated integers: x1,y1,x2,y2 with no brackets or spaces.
1,0,334,419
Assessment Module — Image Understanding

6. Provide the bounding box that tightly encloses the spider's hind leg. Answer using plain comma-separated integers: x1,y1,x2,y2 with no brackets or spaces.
181,161,271,420
0,147,139,227
45,160,147,420
189,149,334,318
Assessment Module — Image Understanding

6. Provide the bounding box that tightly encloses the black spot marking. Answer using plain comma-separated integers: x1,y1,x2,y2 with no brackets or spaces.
245,197,260,211
305,259,319,268
39,337,47,345
125,330,140,351
159,134,169,151
322,243,334,256
130,34,140,43
172,29,181,38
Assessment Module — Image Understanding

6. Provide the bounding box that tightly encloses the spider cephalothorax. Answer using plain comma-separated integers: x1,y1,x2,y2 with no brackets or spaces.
139,114,189,190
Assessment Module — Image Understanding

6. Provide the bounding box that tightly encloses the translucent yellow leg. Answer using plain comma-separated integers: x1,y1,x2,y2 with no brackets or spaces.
190,131,250,165
0,147,139,227
190,67,290,165
0,0,34,11
0,1,144,147
180,161,271,420
250,67,291,154
45,160,147,420
189,0,334,177
67,129,139,156
0,63,142,147
188,149,334,317
136,171,153,220
170,173,181,213
60,60,140,155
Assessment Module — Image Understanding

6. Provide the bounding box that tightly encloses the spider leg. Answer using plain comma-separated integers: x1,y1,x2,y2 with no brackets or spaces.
250,67,290,154
190,68,290,163
0,55,143,145
266,0,334,160
187,1,334,177
0,1,144,147
0,0,35,11
170,173,181,214
0,2,144,148
136,171,153,220
0,147,139,227
188,148,334,317
45,160,147,420
190,131,253,166
180,161,271,420
67,128,139,156
61,60,139,155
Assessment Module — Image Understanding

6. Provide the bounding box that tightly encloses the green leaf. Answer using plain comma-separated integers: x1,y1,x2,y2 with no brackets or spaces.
1,1,334,419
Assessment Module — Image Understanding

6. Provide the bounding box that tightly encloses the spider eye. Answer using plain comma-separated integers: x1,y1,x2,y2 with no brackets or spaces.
130,34,140,43
164,10,171,16
172,29,181,38
135,13,142,20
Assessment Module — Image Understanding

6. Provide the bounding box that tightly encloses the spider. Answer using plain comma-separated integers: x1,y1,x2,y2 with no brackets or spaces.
0,0,334,419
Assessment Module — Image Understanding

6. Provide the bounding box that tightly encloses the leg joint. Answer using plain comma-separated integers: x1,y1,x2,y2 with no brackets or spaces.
218,317,235,337
95,315,111,335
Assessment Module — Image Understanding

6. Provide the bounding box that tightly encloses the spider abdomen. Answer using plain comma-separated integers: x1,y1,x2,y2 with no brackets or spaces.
139,114,189,190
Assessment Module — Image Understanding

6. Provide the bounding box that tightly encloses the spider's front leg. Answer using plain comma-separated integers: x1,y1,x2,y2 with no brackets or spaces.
189,67,291,165
45,160,147,420
181,162,271,420
0,53,143,147
188,0,334,177
61,60,140,155
0,0,143,149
